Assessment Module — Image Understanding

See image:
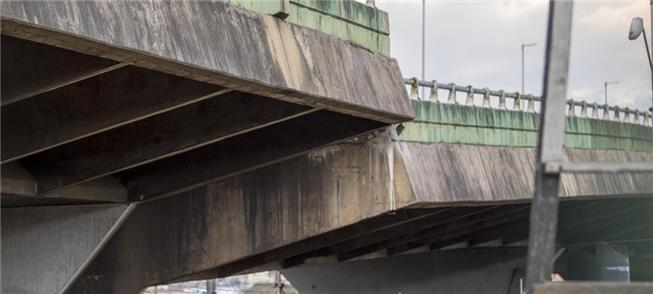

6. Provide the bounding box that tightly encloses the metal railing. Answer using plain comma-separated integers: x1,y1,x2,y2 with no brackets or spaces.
404,77,653,127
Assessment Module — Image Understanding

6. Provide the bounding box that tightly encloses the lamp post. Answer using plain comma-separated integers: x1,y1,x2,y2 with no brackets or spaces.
521,43,537,94
421,0,426,98
604,81,618,105
629,11,653,117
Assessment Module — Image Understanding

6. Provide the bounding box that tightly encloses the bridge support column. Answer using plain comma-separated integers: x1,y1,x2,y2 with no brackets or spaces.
282,247,527,294
1,204,133,294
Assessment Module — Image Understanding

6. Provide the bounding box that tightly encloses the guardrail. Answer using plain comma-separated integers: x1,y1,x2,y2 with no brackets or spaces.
405,78,652,126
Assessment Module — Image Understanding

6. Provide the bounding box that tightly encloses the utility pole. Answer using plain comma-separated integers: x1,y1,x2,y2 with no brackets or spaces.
525,0,573,292
521,43,537,94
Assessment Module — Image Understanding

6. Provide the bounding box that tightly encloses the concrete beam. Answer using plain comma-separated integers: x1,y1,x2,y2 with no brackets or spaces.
0,0,413,123
290,207,495,264
64,136,404,292
118,111,383,200
454,201,599,248
469,199,642,246
0,36,125,106
1,65,227,163
559,204,653,244
556,200,648,237
281,208,450,267
19,92,313,195
385,206,531,256
336,205,526,261
1,162,127,207
1,204,133,294
394,142,653,204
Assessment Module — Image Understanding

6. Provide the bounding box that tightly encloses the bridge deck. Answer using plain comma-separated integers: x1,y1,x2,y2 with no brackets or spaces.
1,0,412,207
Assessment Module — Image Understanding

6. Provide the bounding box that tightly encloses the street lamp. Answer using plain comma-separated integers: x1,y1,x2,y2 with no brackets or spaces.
629,13,653,115
421,0,426,98
521,43,537,94
604,81,619,105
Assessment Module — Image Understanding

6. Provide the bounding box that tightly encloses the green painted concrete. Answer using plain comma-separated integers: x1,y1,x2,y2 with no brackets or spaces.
228,0,390,55
395,100,652,152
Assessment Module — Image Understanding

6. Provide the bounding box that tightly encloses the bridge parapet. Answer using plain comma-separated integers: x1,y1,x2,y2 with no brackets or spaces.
405,78,652,126
227,0,390,55
400,78,652,152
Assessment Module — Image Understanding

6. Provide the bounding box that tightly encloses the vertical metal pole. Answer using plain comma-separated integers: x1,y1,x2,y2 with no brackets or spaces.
644,29,653,106
521,43,536,94
525,1,573,292
603,81,618,106
421,0,426,98
522,44,525,94
604,82,608,105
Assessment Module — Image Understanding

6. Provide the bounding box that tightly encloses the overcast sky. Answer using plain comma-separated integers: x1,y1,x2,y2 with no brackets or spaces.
372,0,651,111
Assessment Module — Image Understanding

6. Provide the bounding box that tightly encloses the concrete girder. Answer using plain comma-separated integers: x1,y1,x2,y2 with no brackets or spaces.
559,204,653,245
1,0,413,207
37,133,652,291
331,206,506,262
497,199,650,245
117,111,384,201
0,1,414,124
384,206,532,256
1,162,127,207
64,136,403,292
2,65,227,163
280,208,451,268
394,142,653,204
352,207,520,259
0,35,125,107
18,92,313,195
445,201,599,248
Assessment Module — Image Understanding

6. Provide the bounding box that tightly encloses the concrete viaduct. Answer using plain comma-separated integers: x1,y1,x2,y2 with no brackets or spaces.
1,1,652,293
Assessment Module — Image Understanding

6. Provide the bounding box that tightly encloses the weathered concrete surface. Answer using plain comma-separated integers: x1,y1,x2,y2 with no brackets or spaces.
229,0,390,55
0,0,413,123
396,142,653,205
398,101,652,151
391,100,653,205
61,131,652,292
67,136,404,293
282,248,526,294
1,204,131,294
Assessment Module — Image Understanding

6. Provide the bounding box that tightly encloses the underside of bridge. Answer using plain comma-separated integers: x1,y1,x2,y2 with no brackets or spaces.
2,1,653,293
0,1,412,293
37,130,648,293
